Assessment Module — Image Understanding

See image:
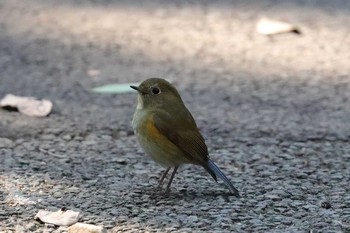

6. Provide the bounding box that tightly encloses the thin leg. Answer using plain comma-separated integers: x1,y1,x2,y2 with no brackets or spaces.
158,167,171,188
165,166,178,194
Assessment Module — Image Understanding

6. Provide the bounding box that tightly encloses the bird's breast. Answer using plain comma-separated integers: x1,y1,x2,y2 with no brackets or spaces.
132,109,190,167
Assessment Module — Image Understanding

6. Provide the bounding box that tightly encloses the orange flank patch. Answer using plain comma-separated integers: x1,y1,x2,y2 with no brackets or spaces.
143,116,191,165
145,117,180,153
146,118,168,141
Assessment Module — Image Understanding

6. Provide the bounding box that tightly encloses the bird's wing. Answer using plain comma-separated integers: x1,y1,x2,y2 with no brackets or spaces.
152,111,209,166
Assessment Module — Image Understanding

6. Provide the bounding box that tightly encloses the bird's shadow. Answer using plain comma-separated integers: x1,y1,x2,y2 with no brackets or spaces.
141,186,238,202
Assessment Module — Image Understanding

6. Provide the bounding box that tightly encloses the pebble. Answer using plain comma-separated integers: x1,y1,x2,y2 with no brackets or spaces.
63,134,72,141
321,201,332,209
264,194,282,201
187,215,198,223
0,137,14,148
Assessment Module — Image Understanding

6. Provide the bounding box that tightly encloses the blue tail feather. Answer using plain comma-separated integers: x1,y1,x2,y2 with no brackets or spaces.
206,159,240,197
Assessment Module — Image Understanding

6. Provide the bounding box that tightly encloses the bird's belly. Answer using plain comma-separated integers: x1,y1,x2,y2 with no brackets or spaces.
132,110,189,167
136,133,182,167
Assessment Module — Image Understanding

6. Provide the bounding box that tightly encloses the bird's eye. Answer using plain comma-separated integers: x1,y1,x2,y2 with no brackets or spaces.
151,87,161,95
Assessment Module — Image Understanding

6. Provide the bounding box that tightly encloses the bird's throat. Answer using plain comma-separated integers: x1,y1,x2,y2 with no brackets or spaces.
136,95,144,109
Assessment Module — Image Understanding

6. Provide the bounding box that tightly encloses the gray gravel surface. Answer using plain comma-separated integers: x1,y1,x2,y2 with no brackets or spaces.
1,0,350,232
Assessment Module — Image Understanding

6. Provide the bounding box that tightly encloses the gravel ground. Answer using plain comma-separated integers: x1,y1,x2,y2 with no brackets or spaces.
1,0,350,232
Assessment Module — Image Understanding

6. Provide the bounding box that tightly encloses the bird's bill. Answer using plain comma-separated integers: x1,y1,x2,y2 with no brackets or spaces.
130,85,146,95
130,85,141,91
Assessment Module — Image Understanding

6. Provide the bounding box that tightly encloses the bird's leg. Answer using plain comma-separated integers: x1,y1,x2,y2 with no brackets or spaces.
157,167,171,189
165,166,178,194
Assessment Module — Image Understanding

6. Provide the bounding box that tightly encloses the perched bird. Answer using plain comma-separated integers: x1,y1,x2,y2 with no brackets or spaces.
131,78,239,197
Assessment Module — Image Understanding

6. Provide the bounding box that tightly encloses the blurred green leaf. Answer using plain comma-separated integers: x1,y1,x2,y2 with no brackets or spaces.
91,83,139,93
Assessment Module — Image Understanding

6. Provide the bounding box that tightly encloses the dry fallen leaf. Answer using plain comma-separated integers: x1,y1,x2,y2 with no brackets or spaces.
91,83,139,94
0,94,53,117
35,209,82,226
68,223,107,233
256,18,301,35
87,69,100,77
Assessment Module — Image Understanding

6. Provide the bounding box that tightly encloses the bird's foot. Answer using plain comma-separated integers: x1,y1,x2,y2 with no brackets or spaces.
148,186,171,198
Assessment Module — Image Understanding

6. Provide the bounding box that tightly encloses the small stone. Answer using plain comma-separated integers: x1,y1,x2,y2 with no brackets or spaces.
281,218,293,225
0,137,14,148
113,158,127,165
133,169,148,175
67,187,81,194
63,134,72,141
53,192,63,198
265,194,282,201
187,215,198,223
321,201,332,209
302,204,317,211
100,135,112,140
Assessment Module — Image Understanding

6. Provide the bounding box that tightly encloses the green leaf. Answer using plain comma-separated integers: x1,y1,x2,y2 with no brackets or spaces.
91,83,139,94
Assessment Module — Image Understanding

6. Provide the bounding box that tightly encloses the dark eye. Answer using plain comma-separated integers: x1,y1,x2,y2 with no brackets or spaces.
151,87,160,95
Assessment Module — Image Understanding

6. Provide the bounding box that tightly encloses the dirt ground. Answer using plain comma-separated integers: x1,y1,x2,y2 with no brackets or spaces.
0,0,349,232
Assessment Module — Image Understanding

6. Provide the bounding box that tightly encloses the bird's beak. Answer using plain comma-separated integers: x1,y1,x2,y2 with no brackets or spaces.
130,85,140,92
130,85,146,94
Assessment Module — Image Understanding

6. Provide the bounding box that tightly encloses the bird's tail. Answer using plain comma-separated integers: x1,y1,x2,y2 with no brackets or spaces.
205,159,240,197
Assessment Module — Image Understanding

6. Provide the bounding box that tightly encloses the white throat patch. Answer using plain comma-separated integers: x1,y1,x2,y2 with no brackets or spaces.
136,95,144,109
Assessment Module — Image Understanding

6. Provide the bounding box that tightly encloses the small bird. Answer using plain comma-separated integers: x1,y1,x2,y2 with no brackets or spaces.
131,78,239,197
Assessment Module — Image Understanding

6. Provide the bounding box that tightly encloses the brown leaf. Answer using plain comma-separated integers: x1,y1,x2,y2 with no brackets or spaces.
68,223,107,233
256,18,301,35
0,94,53,117
35,209,82,226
